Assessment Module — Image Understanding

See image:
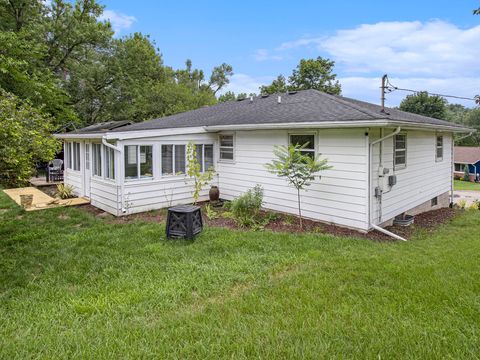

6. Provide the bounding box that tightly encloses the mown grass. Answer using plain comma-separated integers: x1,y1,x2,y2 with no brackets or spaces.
1,190,480,359
455,179,480,191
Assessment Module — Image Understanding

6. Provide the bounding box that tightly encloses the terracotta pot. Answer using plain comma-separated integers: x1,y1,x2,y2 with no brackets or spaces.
209,186,220,202
20,194,33,208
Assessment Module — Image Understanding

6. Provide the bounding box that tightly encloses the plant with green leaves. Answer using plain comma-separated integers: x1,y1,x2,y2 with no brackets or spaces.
230,185,264,227
186,142,215,204
265,144,331,229
55,184,75,199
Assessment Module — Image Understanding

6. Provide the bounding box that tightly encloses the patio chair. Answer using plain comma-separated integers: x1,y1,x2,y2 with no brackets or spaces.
47,159,64,182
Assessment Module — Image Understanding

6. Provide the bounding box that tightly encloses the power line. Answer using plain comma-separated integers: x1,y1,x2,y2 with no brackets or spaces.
383,76,479,102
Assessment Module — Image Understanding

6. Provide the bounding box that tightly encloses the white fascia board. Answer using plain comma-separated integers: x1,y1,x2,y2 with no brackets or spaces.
204,119,473,133
104,126,208,140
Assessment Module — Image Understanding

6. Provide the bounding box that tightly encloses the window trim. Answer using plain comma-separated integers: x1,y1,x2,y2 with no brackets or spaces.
85,143,90,171
104,146,115,180
72,142,81,171
435,135,443,162
124,144,154,181
393,133,407,170
219,133,235,163
288,132,317,157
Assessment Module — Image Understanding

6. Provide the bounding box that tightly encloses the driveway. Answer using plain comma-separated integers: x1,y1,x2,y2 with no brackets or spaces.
453,190,480,207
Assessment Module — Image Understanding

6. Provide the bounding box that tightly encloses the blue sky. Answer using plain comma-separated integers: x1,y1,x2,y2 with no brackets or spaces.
99,0,480,107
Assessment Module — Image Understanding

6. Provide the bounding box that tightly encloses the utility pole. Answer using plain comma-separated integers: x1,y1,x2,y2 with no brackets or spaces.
381,74,388,113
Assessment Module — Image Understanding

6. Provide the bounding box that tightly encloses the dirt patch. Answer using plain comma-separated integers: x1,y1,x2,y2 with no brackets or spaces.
38,185,58,197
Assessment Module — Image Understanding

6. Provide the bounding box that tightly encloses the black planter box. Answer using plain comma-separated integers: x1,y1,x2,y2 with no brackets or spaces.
166,205,203,239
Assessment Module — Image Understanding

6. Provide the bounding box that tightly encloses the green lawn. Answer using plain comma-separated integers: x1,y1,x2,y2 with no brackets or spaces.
454,179,480,191
1,191,480,359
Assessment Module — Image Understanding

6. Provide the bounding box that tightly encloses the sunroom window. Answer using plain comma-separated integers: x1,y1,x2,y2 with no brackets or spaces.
92,143,102,176
289,134,315,158
72,142,80,171
194,144,214,172
124,145,153,180
104,146,115,179
394,134,407,169
219,135,234,161
65,142,72,169
161,145,186,175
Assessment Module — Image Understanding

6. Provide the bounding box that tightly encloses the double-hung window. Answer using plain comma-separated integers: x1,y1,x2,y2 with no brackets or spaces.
92,143,102,177
436,135,443,161
72,142,80,171
161,145,186,175
195,144,214,172
65,142,72,169
104,146,115,179
289,134,315,158
454,163,464,172
219,135,234,161
124,145,153,180
394,134,407,169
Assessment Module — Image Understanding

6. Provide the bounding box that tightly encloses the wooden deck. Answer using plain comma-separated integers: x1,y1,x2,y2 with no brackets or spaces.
3,187,89,211
30,176,63,187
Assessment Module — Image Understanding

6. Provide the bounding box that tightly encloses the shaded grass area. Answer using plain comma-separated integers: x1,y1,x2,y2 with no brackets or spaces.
454,179,480,191
1,191,480,358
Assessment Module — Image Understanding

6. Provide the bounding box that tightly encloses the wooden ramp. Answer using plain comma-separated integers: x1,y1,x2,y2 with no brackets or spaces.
3,187,89,211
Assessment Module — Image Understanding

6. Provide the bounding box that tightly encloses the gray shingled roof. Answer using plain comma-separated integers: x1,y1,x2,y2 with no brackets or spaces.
69,120,132,134
74,90,470,134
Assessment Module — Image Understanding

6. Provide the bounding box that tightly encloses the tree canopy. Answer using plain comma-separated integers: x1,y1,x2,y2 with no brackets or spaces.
399,92,447,120
259,57,341,95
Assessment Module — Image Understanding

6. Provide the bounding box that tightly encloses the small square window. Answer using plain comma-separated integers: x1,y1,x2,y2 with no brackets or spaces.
289,134,315,158
431,197,438,206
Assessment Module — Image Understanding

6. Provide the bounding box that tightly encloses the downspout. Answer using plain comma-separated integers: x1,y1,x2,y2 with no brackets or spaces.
368,127,406,241
451,131,474,205
102,137,123,216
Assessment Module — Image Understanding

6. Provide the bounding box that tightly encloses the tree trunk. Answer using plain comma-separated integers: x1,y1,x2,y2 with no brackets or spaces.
297,188,303,229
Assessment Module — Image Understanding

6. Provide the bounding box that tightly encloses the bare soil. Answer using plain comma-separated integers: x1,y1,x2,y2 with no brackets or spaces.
77,201,458,242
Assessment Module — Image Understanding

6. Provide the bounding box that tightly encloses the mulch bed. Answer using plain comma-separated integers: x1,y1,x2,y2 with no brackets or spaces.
77,201,458,242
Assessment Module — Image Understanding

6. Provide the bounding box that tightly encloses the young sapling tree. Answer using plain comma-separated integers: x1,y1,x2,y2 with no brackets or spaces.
186,142,215,204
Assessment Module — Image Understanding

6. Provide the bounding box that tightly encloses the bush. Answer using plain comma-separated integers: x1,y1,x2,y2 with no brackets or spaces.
464,166,470,181
55,184,75,199
231,185,264,227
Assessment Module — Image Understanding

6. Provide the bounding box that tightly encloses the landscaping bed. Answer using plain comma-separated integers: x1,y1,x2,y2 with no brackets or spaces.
80,201,458,241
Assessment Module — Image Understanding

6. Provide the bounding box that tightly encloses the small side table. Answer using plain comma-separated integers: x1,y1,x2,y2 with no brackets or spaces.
166,205,203,239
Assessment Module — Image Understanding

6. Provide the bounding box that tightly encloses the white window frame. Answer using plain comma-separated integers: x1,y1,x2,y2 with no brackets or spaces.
393,133,407,170
64,142,71,169
92,143,102,177
219,134,235,162
435,135,443,162
72,142,81,171
104,146,115,180
160,144,186,177
85,143,90,170
124,145,154,181
288,132,317,157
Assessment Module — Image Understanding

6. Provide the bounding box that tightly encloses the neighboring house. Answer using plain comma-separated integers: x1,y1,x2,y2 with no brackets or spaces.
454,146,480,181
56,90,470,233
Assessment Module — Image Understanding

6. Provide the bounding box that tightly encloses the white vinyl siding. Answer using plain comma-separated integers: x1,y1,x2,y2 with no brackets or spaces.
371,131,452,224
217,129,369,230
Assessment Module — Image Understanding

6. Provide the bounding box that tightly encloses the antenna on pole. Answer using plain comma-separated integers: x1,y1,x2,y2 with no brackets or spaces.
381,74,388,113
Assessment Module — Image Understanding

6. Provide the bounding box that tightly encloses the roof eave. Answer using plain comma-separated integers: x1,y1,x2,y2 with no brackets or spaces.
54,132,105,139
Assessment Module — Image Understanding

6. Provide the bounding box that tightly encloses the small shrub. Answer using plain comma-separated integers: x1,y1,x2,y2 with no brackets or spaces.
55,184,75,199
468,203,479,211
463,166,470,181
205,204,218,220
231,185,264,227
458,199,467,210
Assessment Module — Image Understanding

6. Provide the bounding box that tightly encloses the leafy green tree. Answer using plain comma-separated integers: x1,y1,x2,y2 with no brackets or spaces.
208,63,233,94
288,57,341,94
259,57,341,95
186,142,215,204
464,165,470,181
0,91,60,187
260,75,288,95
456,109,480,146
265,144,331,229
218,91,236,102
399,92,447,119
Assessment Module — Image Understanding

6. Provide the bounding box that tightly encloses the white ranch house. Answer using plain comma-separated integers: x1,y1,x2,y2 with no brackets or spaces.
56,90,470,233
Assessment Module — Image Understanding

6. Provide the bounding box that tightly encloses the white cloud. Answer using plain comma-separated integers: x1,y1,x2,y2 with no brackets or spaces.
221,73,275,95
99,10,136,35
340,76,480,107
253,49,283,61
321,21,480,77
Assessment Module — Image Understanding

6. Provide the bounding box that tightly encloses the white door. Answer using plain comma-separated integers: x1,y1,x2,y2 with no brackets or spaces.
84,142,91,197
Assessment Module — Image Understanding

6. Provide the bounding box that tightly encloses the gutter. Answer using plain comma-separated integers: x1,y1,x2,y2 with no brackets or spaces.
367,127,407,241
